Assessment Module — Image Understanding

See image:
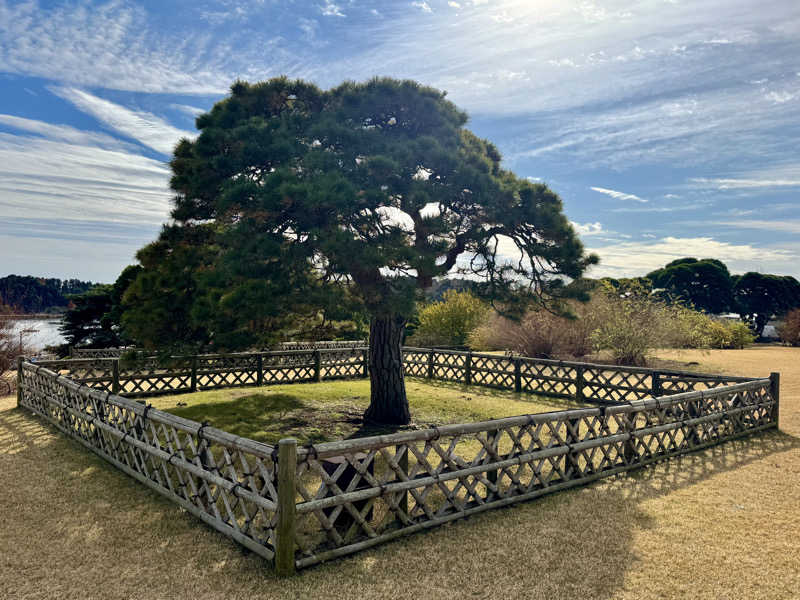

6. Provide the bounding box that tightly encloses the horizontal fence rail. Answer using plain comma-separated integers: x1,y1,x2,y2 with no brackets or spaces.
16,346,780,574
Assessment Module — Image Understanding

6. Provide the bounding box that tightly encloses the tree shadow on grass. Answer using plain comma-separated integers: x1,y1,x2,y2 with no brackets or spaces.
168,393,367,446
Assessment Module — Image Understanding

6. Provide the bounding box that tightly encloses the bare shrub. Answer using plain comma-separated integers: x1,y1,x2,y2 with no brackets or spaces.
470,305,597,359
778,308,800,346
0,317,27,395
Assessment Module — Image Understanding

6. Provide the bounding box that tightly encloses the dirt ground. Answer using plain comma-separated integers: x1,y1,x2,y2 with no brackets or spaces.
1,346,798,599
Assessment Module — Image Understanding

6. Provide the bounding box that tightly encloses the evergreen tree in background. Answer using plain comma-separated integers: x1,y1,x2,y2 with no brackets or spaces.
646,258,734,314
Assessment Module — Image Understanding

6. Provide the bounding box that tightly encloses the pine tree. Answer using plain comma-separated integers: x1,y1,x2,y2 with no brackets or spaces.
129,77,596,424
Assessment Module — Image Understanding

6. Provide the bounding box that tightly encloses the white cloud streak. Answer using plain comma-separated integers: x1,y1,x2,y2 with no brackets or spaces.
53,87,195,155
590,186,647,203
0,129,171,226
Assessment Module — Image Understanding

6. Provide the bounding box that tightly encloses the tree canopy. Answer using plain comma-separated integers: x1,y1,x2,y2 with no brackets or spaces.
646,257,734,314
61,265,141,350
733,272,800,337
0,275,95,314
125,76,596,423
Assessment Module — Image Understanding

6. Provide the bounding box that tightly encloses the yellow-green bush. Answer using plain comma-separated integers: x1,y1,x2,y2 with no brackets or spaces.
409,290,489,347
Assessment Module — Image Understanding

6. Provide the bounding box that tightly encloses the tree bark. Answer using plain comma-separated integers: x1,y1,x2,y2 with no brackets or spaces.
364,314,410,425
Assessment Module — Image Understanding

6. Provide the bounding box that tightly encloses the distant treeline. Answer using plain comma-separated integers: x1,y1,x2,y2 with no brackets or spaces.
0,275,97,314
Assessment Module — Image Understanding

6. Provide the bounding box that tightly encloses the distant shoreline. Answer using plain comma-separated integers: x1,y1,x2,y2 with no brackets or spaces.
0,314,63,321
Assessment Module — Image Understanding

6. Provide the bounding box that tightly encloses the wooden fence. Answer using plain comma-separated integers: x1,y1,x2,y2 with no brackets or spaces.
45,347,756,404
16,347,779,575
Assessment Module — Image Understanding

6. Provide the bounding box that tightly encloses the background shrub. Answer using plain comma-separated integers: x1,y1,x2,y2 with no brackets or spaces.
408,290,488,347
778,308,800,346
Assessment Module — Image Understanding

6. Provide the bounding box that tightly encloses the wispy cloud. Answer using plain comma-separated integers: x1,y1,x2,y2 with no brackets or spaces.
0,114,134,151
691,177,800,189
590,186,647,203
714,220,800,234
412,1,433,13
170,104,207,118
320,1,345,17
53,87,195,155
0,128,171,226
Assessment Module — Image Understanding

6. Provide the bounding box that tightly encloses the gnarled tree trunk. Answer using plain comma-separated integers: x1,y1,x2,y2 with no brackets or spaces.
364,314,410,425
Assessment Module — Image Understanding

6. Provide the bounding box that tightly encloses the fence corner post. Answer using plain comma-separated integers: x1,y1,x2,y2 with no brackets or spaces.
575,366,584,402
465,351,472,385
769,372,780,428
514,357,521,393
16,355,24,407
314,350,322,382
276,438,298,577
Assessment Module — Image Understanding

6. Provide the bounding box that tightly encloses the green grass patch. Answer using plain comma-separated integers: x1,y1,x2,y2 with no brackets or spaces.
150,378,583,446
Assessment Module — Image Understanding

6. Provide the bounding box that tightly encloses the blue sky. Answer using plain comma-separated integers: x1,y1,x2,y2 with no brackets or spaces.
1,0,799,283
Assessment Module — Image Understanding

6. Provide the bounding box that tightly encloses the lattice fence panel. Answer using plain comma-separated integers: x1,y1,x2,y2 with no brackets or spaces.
320,349,366,380
18,363,279,560
582,366,653,403
197,354,259,390
35,358,116,392
471,355,515,389
431,351,467,382
261,352,315,384
291,378,777,567
402,349,431,378
120,358,193,396
519,360,579,399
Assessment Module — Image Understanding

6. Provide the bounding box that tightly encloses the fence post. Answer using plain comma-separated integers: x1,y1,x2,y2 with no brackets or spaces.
362,348,369,378
16,356,24,407
575,366,584,403
651,371,661,397
514,357,521,393
465,351,472,386
276,438,297,577
190,356,198,393
257,354,264,387
565,416,581,477
427,350,435,379
770,372,780,427
314,350,322,382
397,444,408,518
486,429,498,495
112,360,120,395
623,411,637,465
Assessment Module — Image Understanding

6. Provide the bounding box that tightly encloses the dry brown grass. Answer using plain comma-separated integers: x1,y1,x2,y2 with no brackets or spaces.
2,347,799,599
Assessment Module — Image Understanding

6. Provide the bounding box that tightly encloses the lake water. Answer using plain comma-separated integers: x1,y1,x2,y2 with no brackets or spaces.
9,319,66,351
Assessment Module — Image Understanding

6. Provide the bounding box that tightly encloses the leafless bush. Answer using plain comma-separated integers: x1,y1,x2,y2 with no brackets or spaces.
0,317,29,395
470,304,598,359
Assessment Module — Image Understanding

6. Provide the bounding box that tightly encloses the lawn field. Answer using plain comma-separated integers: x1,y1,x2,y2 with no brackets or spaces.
1,347,799,599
